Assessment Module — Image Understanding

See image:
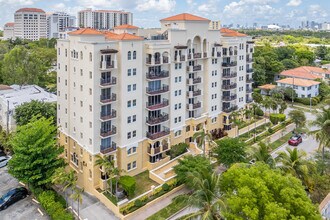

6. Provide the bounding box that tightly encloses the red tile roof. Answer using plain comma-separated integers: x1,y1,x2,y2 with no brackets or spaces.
105,32,143,41
161,13,209,22
258,84,276,90
220,28,247,37
114,24,139,29
16,8,45,13
5,22,14,27
276,78,320,87
280,66,327,80
69,28,104,35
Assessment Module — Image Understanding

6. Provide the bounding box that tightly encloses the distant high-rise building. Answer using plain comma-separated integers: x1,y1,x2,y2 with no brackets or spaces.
3,22,15,39
209,20,221,30
78,8,133,30
47,12,76,39
14,8,47,41
322,22,330,30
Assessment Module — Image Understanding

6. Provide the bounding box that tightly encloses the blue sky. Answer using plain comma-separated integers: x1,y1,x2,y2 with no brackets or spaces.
0,0,329,28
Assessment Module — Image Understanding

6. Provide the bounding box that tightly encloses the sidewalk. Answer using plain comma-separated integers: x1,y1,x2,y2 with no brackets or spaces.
238,118,268,137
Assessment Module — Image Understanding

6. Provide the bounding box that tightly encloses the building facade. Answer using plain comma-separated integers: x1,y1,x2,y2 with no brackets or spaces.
57,13,254,195
209,20,221,30
276,78,320,98
3,22,15,40
78,8,133,30
46,12,76,39
14,8,47,41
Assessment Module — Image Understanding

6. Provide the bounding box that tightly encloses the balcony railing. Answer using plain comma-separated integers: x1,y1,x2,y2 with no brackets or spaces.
247,68,254,73
222,94,237,101
187,65,202,72
188,53,202,60
175,55,186,62
146,113,169,125
222,72,237,78
246,78,254,83
246,88,253,93
100,142,117,154
186,77,202,85
100,110,117,121
146,99,169,110
246,98,253,103
187,89,202,97
146,85,169,95
246,58,253,63
146,128,170,140
212,52,221,58
186,102,202,110
100,126,117,137
100,93,117,104
222,61,237,67
146,70,169,80
162,144,169,151
100,77,117,86
222,83,237,90
222,105,238,113
100,60,116,70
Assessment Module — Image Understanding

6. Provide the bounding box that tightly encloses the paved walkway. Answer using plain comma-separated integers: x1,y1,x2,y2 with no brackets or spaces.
238,118,268,137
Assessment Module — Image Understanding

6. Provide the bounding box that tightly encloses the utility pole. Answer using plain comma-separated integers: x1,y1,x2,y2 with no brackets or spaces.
291,77,295,107
6,100,9,134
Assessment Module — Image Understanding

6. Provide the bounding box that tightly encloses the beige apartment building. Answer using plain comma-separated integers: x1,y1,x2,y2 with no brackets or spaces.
56,13,254,195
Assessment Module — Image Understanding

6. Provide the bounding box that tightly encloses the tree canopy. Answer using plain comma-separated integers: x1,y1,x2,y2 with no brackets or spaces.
213,138,247,167
289,110,306,128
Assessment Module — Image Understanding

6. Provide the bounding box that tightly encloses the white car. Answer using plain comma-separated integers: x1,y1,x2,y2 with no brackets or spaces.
0,156,11,168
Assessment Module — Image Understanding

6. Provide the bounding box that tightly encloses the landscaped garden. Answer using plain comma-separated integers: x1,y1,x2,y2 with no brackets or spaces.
134,171,159,197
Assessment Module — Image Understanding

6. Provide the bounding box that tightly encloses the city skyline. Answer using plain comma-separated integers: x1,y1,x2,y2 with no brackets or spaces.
0,0,329,29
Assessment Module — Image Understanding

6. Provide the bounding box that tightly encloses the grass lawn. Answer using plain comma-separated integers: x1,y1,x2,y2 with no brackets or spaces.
104,192,118,205
134,171,159,197
146,197,186,220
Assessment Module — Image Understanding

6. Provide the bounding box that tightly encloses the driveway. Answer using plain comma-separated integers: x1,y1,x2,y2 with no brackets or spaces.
0,167,49,220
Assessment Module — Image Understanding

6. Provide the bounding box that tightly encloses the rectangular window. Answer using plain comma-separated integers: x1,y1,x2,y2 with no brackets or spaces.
132,161,136,168
133,84,136,91
127,132,131,139
133,130,136,137
127,85,131,92
127,116,131,123
127,163,131,170
133,99,136,106
133,68,137,75
127,69,131,76
132,115,136,122
127,101,131,107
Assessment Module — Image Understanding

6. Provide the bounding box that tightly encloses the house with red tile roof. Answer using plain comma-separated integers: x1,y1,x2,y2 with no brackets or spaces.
276,77,320,98
279,66,330,80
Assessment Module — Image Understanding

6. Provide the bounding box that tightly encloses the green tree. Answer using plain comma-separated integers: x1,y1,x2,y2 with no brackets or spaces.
252,66,266,86
94,155,115,194
250,142,275,168
193,129,214,156
8,117,64,187
281,58,299,69
70,187,84,218
288,110,306,129
252,92,263,104
315,45,328,59
213,138,247,167
173,155,212,186
14,100,56,126
279,101,287,114
220,163,321,220
178,171,225,220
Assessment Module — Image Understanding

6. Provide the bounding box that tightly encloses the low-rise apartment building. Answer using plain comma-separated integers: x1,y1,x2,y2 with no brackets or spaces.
3,22,15,40
56,13,254,195
276,77,320,98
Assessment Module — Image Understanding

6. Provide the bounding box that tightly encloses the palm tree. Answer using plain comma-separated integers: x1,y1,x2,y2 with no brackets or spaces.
52,167,70,208
309,107,330,160
178,171,226,220
230,111,241,137
262,96,272,115
279,101,287,114
251,142,275,168
270,99,278,113
70,187,84,218
94,155,115,194
64,170,78,209
193,129,213,157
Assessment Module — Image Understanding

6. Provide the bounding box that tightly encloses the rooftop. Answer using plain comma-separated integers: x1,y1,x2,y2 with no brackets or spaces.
276,77,320,87
220,28,247,37
280,66,328,80
68,28,143,41
114,24,139,29
258,84,276,90
161,13,209,22
4,22,14,27
15,8,45,13
69,28,104,35
0,85,56,111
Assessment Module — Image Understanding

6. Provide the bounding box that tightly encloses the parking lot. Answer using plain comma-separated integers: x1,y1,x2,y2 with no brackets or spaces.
0,166,49,220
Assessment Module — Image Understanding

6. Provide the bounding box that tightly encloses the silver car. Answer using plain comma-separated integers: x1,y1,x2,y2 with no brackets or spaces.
0,156,11,168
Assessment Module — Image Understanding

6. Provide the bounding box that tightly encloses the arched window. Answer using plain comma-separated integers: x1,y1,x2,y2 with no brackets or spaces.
89,52,92,62
133,51,136,59
127,51,131,60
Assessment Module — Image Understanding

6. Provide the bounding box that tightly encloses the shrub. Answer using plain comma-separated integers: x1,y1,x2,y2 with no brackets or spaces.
119,176,136,198
255,107,264,117
134,199,144,208
162,183,170,192
268,127,274,134
295,97,319,106
167,143,188,159
270,113,286,124
253,88,261,94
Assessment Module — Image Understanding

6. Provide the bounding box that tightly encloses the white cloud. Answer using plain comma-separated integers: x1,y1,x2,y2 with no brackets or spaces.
197,0,219,14
308,4,328,18
287,0,302,7
0,0,38,5
135,0,176,13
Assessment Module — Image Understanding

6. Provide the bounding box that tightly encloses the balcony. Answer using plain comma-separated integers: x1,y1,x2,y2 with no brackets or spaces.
222,61,237,67
222,83,237,90
186,77,202,85
186,102,202,110
100,60,117,70
188,53,202,60
100,77,117,87
100,142,117,155
222,72,237,79
100,93,117,104
246,78,254,83
146,70,169,80
175,55,186,62
246,58,253,63
146,99,169,110
146,85,169,95
100,126,117,137
146,128,170,140
212,52,221,58
187,65,202,72
163,56,169,64
222,105,238,113
100,110,117,121
246,88,253,93
222,94,237,101
246,98,253,103
247,68,254,73
187,89,202,97
146,113,169,125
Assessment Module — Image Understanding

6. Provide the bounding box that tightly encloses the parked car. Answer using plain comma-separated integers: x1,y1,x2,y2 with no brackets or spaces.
0,156,11,168
0,187,29,210
288,134,302,146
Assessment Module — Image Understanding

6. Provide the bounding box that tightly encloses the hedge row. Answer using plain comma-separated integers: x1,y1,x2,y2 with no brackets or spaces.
295,96,321,106
269,113,286,124
30,186,74,220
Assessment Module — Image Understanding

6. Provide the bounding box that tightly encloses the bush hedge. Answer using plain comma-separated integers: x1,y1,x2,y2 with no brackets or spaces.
30,186,74,220
255,107,264,117
295,96,320,106
119,176,136,198
167,143,188,159
269,113,286,124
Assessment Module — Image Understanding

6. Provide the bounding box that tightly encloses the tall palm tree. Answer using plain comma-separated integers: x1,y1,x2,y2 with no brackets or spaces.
94,155,115,194
230,111,241,137
193,129,213,157
64,170,78,209
70,187,84,218
251,142,275,168
52,167,70,207
178,171,226,220
309,107,330,160
262,96,271,115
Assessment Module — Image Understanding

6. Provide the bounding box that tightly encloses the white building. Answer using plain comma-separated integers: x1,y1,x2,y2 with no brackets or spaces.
56,13,254,196
276,78,320,98
78,8,133,30
46,12,76,39
3,22,15,40
14,8,47,41
320,193,330,219
0,85,56,131
209,20,221,30
321,22,330,31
